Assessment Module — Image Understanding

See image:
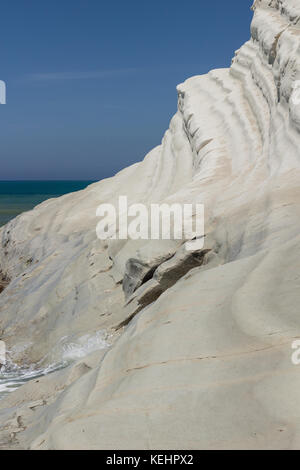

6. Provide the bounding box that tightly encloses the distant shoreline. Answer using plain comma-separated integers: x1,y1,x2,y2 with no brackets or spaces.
0,180,95,227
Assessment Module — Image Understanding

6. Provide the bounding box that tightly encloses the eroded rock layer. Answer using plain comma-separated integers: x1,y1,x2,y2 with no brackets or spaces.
1,0,300,449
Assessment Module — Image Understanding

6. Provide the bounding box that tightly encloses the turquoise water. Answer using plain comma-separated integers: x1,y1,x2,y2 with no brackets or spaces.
0,181,95,227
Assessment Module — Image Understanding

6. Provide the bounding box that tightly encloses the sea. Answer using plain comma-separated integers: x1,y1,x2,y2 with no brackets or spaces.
0,180,95,227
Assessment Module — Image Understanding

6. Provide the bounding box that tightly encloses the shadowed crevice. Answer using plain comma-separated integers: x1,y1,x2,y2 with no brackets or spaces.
0,272,10,294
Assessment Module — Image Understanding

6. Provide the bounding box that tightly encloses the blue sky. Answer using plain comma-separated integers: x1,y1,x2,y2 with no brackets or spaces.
0,0,253,180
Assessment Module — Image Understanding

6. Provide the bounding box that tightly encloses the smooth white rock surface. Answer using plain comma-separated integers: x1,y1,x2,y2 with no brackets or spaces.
1,0,300,449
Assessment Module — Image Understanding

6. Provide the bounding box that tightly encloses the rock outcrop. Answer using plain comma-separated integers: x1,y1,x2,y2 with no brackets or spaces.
0,341,5,366
1,0,300,449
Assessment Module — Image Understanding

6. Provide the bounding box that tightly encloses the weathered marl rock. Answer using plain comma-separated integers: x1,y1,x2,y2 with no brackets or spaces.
117,241,215,329
123,258,160,299
152,244,211,291
1,0,300,449
122,241,180,299
0,272,9,294
0,341,5,366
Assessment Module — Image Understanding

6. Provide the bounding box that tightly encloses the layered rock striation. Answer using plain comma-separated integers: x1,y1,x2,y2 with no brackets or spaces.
1,0,300,449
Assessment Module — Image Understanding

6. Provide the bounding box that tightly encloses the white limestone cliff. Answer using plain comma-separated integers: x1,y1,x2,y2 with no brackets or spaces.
1,0,300,449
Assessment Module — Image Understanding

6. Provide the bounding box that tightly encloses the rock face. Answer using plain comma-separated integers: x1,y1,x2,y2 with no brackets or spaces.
1,0,300,449
0,341,5,366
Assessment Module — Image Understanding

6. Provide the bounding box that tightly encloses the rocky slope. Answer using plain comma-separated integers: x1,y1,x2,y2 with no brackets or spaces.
1,0,300,449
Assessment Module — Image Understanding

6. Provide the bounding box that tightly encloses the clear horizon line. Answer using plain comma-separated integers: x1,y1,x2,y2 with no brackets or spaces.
0,179,99,182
